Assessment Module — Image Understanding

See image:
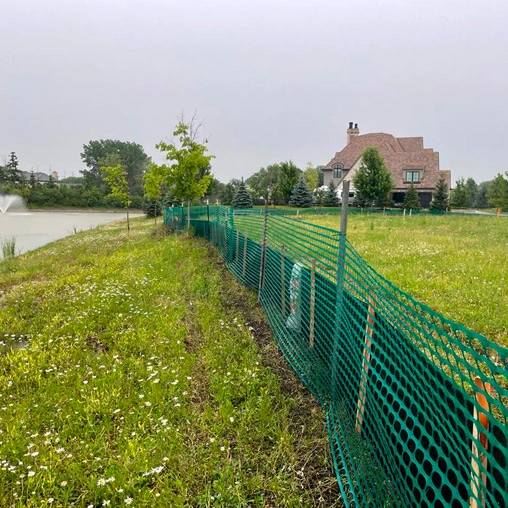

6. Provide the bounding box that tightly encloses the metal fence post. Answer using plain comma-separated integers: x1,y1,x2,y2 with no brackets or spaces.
206,199,210,240
332,180,350,401
258,199,269,302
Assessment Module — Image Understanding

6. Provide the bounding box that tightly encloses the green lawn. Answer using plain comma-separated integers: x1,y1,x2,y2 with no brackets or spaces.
0,220,339,507
303,213,508,347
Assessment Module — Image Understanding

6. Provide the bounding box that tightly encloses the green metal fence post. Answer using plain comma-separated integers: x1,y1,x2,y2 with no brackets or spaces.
207,200,210,240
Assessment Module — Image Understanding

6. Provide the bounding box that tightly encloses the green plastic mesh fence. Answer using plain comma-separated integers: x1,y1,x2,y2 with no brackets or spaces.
164,205,508,507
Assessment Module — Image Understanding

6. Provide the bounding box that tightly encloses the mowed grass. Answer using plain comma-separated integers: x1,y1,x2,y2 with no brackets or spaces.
304,213,508,346
0,219,339,507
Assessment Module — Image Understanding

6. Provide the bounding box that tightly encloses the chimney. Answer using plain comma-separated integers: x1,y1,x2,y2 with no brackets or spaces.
347,122,360,145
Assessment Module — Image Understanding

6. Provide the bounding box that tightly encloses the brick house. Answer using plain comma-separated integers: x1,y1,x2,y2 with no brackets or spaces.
323,123,451,207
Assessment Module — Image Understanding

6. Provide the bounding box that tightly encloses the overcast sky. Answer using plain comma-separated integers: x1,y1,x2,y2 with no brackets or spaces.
1,0,507,184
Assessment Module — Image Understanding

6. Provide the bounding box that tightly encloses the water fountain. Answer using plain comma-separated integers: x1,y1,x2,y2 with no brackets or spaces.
0,194,25,214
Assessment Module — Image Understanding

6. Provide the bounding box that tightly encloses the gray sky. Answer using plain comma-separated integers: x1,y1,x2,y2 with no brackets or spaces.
1,0,507,184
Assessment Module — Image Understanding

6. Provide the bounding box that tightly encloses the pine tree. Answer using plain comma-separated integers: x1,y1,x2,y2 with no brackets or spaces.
402,184,421,209
289,177,313,207
352,147,393,206
323,181,340,207
450,178,467,208
475,182,489,208
431,175,449,211
232,179,253,208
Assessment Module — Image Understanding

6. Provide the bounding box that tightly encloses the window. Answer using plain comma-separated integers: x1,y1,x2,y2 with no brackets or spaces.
333,164,343,179
405,170,421,183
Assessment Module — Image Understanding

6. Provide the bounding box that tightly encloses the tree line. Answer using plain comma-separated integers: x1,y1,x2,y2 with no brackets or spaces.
2,134,507,214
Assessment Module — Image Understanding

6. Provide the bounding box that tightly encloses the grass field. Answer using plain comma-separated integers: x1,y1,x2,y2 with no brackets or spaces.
303,213,508,347
0,220,339,507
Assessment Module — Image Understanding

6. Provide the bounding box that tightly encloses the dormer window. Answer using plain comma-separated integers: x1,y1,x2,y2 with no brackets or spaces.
404,170,421,183
333,163,343,179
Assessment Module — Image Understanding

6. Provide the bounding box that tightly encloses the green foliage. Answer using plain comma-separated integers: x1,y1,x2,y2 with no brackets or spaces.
488,172,508,210
1,152,23,185
278,161,301,204
232,179,253,208
352,147,393,207
430,176,449,211
464,177,478,208
475,181,489,208
142,198,162,218
289,177,313,207
81,140,150,195
323,181,340,207
246,164,280,200
302,163,319,191
153,120,214,203
219,182,237,206
402,184,421,209
1,237,17,259
101,163,131,230
450,178,467,208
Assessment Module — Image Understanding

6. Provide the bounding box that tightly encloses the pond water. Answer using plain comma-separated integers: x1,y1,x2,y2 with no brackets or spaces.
0,211,141,259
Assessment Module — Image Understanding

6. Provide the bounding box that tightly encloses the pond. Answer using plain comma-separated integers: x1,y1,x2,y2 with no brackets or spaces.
0,211,141,259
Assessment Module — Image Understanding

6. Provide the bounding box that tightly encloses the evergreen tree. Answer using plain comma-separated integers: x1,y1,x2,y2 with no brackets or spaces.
402,184,421,209
430,175,449,211
352,147,393,206
289,177,313,207
464,178,478,208
6,152,22,184
29,171,37,189
232,179,253,208
323,181,340,207
475,182,489,208
450,178,467,208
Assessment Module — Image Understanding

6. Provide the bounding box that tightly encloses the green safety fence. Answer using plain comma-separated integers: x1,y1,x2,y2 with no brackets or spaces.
164,205,508,508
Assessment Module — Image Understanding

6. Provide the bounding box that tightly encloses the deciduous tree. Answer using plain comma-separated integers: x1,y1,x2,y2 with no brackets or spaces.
101,161,131,231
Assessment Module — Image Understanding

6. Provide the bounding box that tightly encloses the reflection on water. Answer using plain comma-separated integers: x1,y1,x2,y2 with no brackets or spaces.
0,211,140,259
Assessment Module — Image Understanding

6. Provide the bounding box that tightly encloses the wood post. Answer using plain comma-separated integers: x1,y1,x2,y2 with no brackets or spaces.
281,246,286,315
403,208,406,219
470,376,493,508
242,232,248,278
355,295,376,433
309,259,316,348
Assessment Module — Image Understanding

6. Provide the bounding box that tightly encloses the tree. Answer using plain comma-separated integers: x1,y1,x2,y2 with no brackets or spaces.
101,161,132,231
218,182,237,206
488,173,508,210
4,152,22,184
402,184,421,209
246,164,280,200
430,175,449,211
464,178,478,208
232,179,253,208
153,117,214,228
317,166,324,187
450,178,467,208
475,181,489,208
81,140,150,195
323,181,340,207
143,163,167,224
47,174,57,189
302,163,319,191
29,171,37,189
289,177,313,207
352,147,393,207
278,161,301,204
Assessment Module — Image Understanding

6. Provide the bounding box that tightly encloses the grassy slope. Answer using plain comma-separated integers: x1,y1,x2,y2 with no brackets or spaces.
305,213,508,346
0,220,339,507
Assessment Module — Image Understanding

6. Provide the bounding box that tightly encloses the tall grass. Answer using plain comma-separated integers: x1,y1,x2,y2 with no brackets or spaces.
1,237,17,259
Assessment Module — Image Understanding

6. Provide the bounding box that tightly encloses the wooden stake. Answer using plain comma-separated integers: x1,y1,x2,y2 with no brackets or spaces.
403,208,406,219
281,246,286,315
309,259,316,348
242,232,248,278
355,296,376,433
470,376,493,508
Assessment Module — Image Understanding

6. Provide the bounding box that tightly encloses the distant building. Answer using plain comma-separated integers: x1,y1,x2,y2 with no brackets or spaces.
21,171,59,184
323,123,451,207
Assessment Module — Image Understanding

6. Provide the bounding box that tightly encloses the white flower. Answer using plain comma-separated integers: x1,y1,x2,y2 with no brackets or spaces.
103,501,111,506
60,480,67,486
124,497,133,505
28,471,36,477
97,478,107,486
48,499,54,504
229,416,234,423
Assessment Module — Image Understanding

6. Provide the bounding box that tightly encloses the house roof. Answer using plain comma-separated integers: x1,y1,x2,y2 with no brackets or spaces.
324,133,427,170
